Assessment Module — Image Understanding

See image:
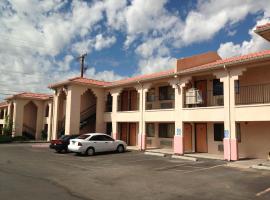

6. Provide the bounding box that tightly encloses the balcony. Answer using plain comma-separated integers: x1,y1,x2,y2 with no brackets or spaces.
145,95,175,110
184,88,224,108
235,83,270,105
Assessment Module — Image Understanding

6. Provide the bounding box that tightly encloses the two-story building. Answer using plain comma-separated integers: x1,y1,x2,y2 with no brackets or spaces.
1,92,53,140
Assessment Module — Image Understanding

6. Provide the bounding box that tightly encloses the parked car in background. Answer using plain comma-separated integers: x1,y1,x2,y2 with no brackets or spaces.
68,133,127,156
50,135,79,153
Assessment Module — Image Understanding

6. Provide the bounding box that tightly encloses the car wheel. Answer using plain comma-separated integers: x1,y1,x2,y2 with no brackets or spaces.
117,145,125,153
85,147,95,156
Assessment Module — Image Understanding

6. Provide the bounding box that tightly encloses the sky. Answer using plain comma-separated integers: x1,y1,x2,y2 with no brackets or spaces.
0,0,270,100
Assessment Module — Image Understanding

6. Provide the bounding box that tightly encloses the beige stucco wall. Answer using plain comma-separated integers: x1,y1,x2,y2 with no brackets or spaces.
238,121,270,159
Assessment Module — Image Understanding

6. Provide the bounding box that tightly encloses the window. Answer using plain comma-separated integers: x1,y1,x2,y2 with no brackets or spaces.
146,88,155,102
103,135,114,141
213,79,223,96
236,123,241,143
159,86,175,100
106,122,112,136
106,94,112,112
78,134,90,139
45,105,49,117
89,135,105,141
214,123,224,141
146,123,155,137
158,123,175,138
235,80,240,94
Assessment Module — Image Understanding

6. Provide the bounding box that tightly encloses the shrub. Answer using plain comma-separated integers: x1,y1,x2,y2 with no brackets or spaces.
22,132,35,140
41,130,47,140
0,135,12,143
12,136,29,142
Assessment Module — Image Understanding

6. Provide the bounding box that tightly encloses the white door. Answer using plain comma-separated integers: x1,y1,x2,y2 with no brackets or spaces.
89,135,107,152
102,135,116,151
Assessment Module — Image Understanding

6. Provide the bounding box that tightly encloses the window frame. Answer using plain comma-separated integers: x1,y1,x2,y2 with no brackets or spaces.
146,123,155,137
158,123,175,138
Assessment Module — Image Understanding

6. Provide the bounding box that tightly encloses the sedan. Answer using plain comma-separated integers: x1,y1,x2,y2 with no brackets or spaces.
50,134,79,153
68,133,127,156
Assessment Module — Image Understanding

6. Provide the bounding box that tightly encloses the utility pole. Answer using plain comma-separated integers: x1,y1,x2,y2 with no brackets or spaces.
77,53,87,78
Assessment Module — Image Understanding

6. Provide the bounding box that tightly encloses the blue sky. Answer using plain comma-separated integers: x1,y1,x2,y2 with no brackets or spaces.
0,0,270,100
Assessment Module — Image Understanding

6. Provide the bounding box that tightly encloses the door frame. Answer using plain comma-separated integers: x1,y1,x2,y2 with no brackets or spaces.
195,123,208,153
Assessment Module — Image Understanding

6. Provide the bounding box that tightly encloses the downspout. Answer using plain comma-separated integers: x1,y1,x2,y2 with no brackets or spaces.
224,64,231,161
138,81,144,151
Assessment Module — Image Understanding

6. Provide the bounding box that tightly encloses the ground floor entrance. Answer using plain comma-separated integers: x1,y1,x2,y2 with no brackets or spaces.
118,122,138,146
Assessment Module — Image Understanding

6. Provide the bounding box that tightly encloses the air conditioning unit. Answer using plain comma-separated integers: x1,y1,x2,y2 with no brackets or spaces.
185,88,203,104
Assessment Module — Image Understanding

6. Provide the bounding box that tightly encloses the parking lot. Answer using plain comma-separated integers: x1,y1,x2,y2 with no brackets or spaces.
0,144,270,200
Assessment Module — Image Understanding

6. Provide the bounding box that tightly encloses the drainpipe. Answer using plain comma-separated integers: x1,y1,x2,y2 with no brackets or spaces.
138,81,144,151
224,64,231,161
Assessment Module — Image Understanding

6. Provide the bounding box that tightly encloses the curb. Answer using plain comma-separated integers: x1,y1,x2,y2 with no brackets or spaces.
172,155,198,161
251,165,270,171
144,152,166,157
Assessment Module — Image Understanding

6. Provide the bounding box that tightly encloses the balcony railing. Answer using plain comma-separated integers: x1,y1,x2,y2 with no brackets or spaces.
146,96,175,110
184,89,224,108
235,83,270,105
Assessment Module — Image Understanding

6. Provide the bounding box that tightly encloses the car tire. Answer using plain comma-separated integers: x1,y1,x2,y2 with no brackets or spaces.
85,147,95,156
117,145,125,153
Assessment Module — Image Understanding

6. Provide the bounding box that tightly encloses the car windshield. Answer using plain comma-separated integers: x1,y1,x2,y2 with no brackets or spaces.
59,135,69,140
77,134,90,139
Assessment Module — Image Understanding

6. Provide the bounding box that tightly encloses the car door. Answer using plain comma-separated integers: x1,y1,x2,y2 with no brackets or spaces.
102,135,116,151
89,135,107,152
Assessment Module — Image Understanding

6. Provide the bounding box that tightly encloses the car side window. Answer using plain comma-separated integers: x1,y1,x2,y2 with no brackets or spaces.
89,135,104,141
103,135,114,141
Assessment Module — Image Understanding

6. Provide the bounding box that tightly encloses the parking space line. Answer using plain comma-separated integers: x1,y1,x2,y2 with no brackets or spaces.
182,164,225,174
256,187,270,197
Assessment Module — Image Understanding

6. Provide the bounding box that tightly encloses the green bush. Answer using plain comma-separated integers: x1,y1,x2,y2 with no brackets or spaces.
41,130,47,140
0,135,12,143
12,136,29,142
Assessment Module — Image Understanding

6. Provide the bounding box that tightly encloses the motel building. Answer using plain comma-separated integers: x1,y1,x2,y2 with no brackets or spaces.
0,23,270,161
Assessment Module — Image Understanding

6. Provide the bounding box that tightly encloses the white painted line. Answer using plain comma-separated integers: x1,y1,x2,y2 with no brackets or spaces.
172,155,198,161
182,164,225,174
252,165,270,171
256,187,270,197
144,152,165,157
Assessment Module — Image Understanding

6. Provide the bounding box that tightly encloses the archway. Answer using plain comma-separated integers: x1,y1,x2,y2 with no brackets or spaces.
80,89,97,134
23,101,37,139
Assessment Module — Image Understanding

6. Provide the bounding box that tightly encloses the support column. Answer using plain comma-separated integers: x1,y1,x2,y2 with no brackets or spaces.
47,102,53,141
170,77,191,155
35,101,43,140
52,91,60,139
136,83,151,151
65,86,81,135
111,89,121,140
12,100,23,137
217,68,245,161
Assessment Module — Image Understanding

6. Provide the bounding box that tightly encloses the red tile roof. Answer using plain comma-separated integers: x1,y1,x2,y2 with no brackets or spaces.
256,23,270,31
0,101,8,108
49,49,270,88
6,92,52,100
69,77,111,86
110,69,175,86
179,49,270,74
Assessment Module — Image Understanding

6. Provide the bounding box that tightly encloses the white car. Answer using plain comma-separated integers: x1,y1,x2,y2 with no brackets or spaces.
68,133,127,156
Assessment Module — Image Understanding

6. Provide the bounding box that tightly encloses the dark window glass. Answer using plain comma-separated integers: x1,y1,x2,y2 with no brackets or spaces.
158,123,175,138
236,123,241,143
103,135,114,141
106,94,112,112
213,79,224,96
214,123,224,141
235,80,240,94
159,86,175,100
147,88,155,102
89,135,105,141
146,123,155,137
78,134,90,139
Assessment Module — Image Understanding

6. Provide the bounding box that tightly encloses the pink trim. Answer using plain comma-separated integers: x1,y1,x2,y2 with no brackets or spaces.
223,138,230,161
230,138,238,161
174,135,184,155
138,133,146,150
112,132,117,140
223,138,238,161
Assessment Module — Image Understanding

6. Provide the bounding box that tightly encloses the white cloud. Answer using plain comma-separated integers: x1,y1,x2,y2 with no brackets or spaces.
94,34,116,51
218,17,270,58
